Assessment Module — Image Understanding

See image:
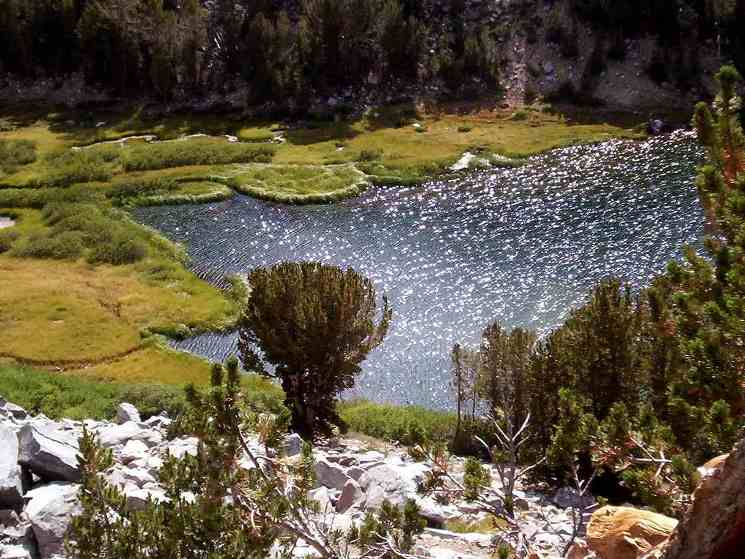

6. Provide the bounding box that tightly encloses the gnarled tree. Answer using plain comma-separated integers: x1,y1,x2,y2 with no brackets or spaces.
239,261,391,440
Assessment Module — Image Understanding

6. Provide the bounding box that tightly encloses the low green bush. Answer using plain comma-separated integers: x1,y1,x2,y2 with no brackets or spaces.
237,129,275,143
108,177,179,206
122,140,274,171
0,364,186,420
0,228,20,253
339,400,456,445
32,149,118,187
14,231,85,260
0,139,37,173
358,149,383,162
0,364,286,421
87,228,148,265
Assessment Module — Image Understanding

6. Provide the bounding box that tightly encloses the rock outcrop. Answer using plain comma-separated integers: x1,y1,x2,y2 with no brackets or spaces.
18,423,81,483
0,425,24,508
657,437,745,559
585,506,677,559
0,397,596,559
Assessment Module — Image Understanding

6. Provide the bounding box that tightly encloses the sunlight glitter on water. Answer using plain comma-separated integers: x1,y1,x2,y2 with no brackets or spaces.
135,131,706,408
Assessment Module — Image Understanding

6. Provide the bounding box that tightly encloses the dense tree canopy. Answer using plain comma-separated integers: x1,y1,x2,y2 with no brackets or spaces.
239,261,391,439
0,0,742,103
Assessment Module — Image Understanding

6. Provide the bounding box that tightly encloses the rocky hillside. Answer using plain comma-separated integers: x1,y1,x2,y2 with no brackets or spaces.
3,396,743,559
0,0,731,113
1,397,590,559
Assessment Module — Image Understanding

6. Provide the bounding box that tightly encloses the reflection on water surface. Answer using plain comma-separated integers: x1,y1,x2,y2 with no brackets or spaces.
135,131,705,408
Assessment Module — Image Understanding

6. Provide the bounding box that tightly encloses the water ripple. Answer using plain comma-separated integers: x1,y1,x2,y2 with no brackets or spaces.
134,131,706,408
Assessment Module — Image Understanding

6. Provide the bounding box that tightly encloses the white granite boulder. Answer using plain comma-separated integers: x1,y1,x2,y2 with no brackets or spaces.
18,423,80,482
24,482,81,559
0,425,24,508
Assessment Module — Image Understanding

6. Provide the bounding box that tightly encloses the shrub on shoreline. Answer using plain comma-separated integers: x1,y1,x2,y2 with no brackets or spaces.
121,140,275,171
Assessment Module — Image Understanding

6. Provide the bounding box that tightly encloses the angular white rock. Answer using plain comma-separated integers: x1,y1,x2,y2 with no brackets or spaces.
18,423,80,482
315,459,351,491
25,482,81,559
0,424,24,507
116,403,141,425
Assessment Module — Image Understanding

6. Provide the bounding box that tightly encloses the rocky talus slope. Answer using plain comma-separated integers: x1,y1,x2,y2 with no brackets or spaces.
0,398,591,559
3,396,741,559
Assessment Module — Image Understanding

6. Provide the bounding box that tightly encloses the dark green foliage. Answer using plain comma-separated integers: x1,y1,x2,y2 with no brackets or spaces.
68,358,280,559
353,499,426,555
0,139,36,174
86,229,147,265
68,358,427,558
477,323,535,425
0,228,19,252
339,400,455,445
17,202,149,265
121,141,274,172
0,364,186,420
14,231,86,260
239,261,392,439
107,177,179,206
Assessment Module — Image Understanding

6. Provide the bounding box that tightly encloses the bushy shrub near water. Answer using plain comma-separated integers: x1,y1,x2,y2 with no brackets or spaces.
339,400,456,445
0,229,20,253
121,140,274,171
30,148,118,187
87,228,147,265
0,364,187,420
108,177,179,206
0,139,37,173
14,230,86,259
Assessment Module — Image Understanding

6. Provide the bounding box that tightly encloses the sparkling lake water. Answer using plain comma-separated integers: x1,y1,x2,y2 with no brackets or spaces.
135,131,706,408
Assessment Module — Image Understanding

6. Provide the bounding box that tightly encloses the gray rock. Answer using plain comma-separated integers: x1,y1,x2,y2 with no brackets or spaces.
18,423,80,482
123,485,167,512
128,455,163,477
0,512,36,557
96,422,161,448
166,437,199,459
0,425,24,508
284,434,303,457
117,467,156,489
120,440,148,464
336,479,363,513
1,402,28,421
414,496,460,527
552,486,596,510
25,482,81,559
423,528,492,547
359,462,429,509
346,466,365,481
314,459,351,491
116,403,141,425
0,544,33,559
308,487,334,513
143,415,171,429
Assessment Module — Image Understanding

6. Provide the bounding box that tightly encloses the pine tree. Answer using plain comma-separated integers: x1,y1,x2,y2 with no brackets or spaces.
239,262,391,440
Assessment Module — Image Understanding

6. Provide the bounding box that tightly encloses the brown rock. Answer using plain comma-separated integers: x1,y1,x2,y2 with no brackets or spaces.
660,437,745,559
696,453,728,479
566,541,594,559
586,506,677,559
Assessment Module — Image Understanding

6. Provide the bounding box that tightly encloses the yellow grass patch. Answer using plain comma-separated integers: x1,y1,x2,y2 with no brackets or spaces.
0,255,234,362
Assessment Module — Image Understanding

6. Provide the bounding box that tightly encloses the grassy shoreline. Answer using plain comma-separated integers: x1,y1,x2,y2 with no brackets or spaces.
0,100,651,414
